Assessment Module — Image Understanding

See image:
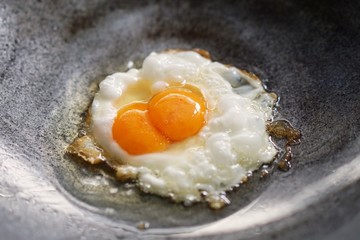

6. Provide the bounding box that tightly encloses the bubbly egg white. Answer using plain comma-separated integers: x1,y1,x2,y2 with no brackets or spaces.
91,51,277,204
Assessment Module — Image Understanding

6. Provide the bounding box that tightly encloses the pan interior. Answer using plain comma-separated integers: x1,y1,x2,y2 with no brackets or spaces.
1,0,359,238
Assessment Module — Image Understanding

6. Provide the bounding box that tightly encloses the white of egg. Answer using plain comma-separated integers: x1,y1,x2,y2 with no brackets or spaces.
91,50,277,205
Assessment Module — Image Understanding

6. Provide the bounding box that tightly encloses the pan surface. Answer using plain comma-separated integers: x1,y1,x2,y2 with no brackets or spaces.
0,0,359,239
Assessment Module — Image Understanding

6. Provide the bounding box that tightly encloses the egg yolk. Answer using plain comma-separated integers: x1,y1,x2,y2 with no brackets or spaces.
112,103,170,155
148,88,207,141
112,87,207,155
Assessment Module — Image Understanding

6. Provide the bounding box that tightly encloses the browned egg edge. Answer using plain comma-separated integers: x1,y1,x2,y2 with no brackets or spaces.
66,49,301,209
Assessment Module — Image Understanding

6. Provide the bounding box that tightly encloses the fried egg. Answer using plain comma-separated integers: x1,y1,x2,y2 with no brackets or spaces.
89,50,277,208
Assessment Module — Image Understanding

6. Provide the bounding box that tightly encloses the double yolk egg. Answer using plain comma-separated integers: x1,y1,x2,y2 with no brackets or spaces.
88,50,278,207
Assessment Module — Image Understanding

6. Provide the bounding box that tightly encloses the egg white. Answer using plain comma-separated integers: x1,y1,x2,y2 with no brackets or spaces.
91,51,277,205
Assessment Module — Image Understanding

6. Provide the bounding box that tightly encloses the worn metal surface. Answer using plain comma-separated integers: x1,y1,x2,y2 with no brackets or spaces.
0,0,359,239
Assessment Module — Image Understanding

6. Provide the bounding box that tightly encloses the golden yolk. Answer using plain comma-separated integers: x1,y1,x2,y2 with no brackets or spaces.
112,87,207,155
148,88,207,141
112,103,170,155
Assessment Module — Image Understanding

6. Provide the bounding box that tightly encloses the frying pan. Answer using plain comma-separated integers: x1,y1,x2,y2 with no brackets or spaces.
0,0,359,239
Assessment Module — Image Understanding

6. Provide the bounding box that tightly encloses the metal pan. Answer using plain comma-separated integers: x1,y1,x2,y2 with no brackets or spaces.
0,0,359,239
